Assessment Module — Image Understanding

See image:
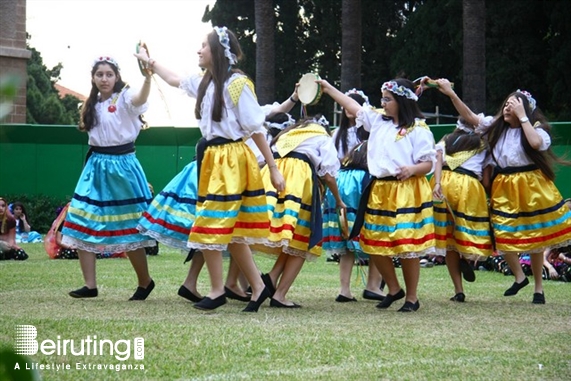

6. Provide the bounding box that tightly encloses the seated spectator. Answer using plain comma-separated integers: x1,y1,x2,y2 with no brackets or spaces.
542,247,571,282
0,197,28,260
10,201,43,243
44,203,126,259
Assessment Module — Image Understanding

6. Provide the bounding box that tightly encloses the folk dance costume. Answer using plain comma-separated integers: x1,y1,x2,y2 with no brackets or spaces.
331,125,361,161
256,123,340,260
322,141,369,260
352,107,436,258
137,160,199,251
486,122,571,254
181,73,271,251
62,88,155,253
431,139,493,259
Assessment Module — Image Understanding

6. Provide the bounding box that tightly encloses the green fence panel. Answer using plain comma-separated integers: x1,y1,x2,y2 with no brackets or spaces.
1,122,570,200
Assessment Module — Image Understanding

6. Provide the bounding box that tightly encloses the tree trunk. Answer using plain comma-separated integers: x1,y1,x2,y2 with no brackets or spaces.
341,0,361,93
254,0,275,105
462,0,486,112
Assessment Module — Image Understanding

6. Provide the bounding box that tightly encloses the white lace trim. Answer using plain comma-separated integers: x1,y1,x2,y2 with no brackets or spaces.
255,239,319,261
187,237,270,252
496,239,571,256
62,236,155,254
435,246,491,261
137,226,189,251
383,246,436,259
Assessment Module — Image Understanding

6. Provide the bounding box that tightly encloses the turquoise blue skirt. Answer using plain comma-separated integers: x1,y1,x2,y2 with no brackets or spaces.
62,152,155,253
322,168,369,259
138,160,197,250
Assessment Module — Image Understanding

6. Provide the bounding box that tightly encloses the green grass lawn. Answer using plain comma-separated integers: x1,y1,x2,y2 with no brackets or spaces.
1,243,570,381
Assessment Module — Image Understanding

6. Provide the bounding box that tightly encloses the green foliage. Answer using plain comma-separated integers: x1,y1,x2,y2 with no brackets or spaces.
4,194,69,234
0,347,41,381
0,74,22,121
25,45,81,125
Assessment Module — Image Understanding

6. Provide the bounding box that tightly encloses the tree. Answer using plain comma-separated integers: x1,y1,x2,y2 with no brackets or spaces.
254,0,276,105
462,0,485,113
26,44,80,125
340,0,361,92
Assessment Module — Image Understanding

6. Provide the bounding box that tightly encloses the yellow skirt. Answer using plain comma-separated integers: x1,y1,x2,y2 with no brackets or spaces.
491,169,571,254
359,176,435,257
188,141,270,251
431,170,493,257
253,156,322,260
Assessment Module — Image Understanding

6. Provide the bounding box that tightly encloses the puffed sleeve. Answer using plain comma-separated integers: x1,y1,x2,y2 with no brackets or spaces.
412,125,436,174
316,136,341,178
356,105,386,132
474,113,494,135
536,127,551,151
235,80,266,136
179,73,202,98
122,88,148,115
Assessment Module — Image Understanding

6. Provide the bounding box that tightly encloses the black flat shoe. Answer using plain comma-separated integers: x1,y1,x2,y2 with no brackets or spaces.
362,289,385,301
242,287,271,312
450,292,465,302
504,277,529,296
193,294,227,310
69,286,98,298
459,257,476,282
269,298,301,308
376,289,405,309
335,294,357,303
532,292,545,304
397,300,420,312
224,286,250,302
178,285,203,303
261,273,276,296
129,279,155,301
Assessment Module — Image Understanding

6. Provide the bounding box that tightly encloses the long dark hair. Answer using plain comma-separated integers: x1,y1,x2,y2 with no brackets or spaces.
194,28,244,122
443,118,484,156
79,61,127,132
336,93,369,154
11,201,28,233
485,91,569,181
387,78,425,128
342,140,368,170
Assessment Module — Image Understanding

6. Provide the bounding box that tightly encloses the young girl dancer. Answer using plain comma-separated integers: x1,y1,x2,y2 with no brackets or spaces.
322,89,384,303
255,117,346,308
62,56,155,300
454,86,571,304
135,27,285,312
317,78,436,312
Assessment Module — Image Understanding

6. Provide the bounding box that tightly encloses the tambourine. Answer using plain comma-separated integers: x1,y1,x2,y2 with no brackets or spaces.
423,78,454,89
298,73,323,106
337,208,349,240
136,41,152,77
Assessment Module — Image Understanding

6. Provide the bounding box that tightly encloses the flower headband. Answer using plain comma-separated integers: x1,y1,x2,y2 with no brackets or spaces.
267,114,296,131
516,89,536,112
92,56,120,70
381,81,418,101
345,88,370,105
214,26,237,66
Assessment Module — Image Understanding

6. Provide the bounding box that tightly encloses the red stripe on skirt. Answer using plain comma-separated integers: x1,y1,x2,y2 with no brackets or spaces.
496,225,571,245
435,233,493,250
64,222,139,237
361,233,435,247
141,212,191,235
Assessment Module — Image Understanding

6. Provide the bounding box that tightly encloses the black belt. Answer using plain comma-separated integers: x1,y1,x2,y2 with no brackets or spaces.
492,164,538,182
443,165,478,179
273,151,323,249
85,142,135,164
349,175,397,240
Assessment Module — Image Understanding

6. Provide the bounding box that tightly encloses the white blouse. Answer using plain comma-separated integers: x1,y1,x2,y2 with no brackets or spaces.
331,126,360,160
490,127,551,168
87,89,148,147
356,106,436,178
179,73,266,141
272,133,340,178
436,141,487,180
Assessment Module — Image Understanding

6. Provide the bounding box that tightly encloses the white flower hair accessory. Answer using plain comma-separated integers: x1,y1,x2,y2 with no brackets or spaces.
92,56,120,70
267,113,296,130
214,26,237,66
381,81,418,101
516,89,536,112
455,119,474,134
344,88,370,105
314,115,329,128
